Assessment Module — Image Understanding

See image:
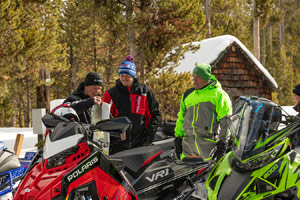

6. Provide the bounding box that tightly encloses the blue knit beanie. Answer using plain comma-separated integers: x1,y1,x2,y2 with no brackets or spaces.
118,60,136,78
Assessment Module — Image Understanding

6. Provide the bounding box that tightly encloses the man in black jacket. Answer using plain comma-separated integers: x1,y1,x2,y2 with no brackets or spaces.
290,83,300,148
102,55,161,154
63,72,102,124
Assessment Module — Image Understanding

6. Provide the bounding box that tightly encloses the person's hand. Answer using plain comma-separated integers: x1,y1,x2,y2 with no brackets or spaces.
120,132,126,141
94,96,102,106
142,136,153,146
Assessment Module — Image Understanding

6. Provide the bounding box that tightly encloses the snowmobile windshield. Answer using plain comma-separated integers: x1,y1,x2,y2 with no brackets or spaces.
230,97,281,163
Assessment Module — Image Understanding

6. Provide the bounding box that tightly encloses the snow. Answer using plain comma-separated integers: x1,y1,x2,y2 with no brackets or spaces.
0,128,37,158
166,35,278,89
0,100,66,158
282,106,298,116
0,100,66,159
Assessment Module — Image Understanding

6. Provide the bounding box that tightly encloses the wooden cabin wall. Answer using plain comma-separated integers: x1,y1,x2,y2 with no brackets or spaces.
211,43,273,105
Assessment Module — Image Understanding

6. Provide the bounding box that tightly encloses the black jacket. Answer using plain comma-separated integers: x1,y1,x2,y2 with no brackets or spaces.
63,82,95,124
290,104,300,148
103,79,161,151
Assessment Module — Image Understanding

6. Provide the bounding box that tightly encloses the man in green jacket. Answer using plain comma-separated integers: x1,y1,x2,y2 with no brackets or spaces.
174,63,232,161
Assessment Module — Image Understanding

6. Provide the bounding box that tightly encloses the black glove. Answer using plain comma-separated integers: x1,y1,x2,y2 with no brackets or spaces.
174,137,182,159
142,135,154,146
210,141,226,161
142,127,156,146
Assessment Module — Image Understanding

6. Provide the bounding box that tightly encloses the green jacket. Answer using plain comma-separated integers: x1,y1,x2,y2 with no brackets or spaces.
175,75,232,158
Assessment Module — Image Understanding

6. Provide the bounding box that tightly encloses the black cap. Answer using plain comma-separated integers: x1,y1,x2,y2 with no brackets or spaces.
84,72,102,86
293,83,300,96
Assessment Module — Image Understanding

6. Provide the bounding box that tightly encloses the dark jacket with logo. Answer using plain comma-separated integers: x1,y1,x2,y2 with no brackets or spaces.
102,79,161,153
291,104,300,148
63,82,95,124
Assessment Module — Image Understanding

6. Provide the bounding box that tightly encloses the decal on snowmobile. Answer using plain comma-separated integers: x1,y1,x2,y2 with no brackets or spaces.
65,152,101,184
67,156,99,182
145,168,170,182
263,164,278,179
0,167,26,185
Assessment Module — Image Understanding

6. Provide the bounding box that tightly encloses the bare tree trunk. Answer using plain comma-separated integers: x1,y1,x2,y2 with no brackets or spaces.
19,94,23,127
279,0,284,46
279,17,284,45
36,69,50,111
93,29,97,72
0,111,2,126
253,1,260,61
139,48,145,83
93,2,97,72
269,23,272,58
279,16,284,45
205,0,211,38
68,45,76,94
126,0,138,75
262,27,266,65
105,45,113,85
253,19,260,61
25,75,31,127
0,111,3,126
12,99,17,127
36,69,50,141
253,0,260,61
23,101,28,128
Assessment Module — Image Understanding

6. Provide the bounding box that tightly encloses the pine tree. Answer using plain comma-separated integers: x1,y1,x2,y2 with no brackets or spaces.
271,46,299,105
0,0,66,126
115,0,206,82
148,69,193,120
0,0,24,99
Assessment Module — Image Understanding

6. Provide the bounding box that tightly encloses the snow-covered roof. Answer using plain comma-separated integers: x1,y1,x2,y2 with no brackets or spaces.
170,35,278,89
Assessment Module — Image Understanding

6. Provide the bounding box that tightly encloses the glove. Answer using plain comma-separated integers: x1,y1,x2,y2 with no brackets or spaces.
174,137,182,159
142,135,154,146
210,141,226,161
142,128,156,146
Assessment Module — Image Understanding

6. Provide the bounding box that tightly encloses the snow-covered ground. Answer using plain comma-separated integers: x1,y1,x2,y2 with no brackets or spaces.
0,128,38,158
0,99,65,159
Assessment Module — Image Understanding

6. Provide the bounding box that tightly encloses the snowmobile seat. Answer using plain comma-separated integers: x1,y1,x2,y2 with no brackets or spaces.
111,146,162,178
0,149,21,173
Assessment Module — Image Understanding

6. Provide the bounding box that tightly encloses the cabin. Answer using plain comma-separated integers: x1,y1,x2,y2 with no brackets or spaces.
171,35,278,104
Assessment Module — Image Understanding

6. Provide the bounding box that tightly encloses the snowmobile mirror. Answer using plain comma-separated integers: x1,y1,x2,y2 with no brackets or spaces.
92,117,132,133
42,113,70,128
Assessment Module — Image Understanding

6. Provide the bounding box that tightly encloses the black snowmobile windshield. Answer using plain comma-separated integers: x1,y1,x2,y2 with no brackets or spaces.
230,97,281,163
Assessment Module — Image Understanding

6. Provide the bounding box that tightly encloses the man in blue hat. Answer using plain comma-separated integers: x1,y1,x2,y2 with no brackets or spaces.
103,55,161,154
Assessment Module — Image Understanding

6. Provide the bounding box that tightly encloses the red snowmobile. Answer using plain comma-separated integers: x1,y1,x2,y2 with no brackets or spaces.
13,113,209,200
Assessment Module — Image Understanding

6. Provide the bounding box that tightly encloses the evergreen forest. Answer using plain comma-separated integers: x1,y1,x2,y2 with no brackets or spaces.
1,0,300,127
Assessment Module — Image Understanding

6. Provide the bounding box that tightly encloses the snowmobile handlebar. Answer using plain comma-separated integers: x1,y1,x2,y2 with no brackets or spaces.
91,116,132,134
42,113,132,135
